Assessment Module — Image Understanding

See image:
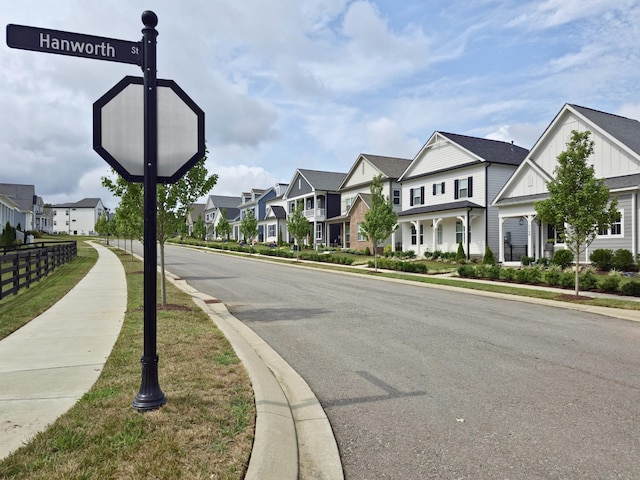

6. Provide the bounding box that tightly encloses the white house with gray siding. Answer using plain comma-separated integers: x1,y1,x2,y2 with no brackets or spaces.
397,132,528,258
493,104,640,264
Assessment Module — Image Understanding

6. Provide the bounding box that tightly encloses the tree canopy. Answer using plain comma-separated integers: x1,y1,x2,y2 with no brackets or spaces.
286,203,310,261
240,210,258,244
535,130,618,295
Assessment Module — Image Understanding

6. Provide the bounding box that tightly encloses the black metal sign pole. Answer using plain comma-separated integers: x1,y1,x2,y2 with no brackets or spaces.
133,10,166,411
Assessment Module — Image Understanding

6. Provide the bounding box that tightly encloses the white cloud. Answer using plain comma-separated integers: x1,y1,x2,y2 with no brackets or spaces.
365,117,420,158
617,104,640,122
209,164,278,198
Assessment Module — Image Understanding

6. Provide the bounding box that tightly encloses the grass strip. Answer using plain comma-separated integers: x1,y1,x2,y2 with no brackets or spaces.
0,248,255,480
0,242,98,340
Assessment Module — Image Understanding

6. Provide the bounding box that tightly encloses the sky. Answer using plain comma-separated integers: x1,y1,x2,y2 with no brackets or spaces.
2,0,640,209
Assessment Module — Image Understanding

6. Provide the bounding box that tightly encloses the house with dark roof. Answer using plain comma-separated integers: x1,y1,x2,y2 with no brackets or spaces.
397,132,528,258
51,198,105,235
203,195,241,240
186,203,206,237
332,153,412,250
493,104,640,264
283,168,347,247
0,183,39,232
260,184,289,244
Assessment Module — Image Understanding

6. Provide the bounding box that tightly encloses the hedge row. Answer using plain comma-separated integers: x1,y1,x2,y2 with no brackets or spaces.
367,257,428,273
457,264,640,296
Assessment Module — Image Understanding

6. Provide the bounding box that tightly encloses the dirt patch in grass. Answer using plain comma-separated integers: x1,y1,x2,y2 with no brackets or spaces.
557,293,593,302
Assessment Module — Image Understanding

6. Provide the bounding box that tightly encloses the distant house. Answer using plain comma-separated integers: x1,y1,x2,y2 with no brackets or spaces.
0,194,20,232
493,104,640,264
333,153,411,250
186,203,206,237
0,183,40,232
52,198,106,235
397,132,529,258
260,184,289,244
203,195,241,240
283,169,347,248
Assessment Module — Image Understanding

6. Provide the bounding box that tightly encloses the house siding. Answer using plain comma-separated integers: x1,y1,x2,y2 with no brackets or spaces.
287,173,313,197
406,141,474,178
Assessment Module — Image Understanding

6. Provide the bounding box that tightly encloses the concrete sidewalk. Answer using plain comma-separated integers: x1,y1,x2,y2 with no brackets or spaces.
0,241,126,460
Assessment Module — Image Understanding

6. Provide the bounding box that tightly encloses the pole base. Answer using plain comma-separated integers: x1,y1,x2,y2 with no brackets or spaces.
132,355,167,412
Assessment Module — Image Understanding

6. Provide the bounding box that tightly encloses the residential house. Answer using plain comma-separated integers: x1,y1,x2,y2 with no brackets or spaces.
203,195,241,240
52,198,105,235
283,169,346,248
0,183,39,232
36,198,54,234
236,188,268,241
0,194,19,232
186,203,206,237
397,132,529,258
493,104,640,264
260,183,289,244
333,153,411,250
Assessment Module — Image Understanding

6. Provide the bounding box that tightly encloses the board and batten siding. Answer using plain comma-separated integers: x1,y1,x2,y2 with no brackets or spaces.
534,114,640,182
405,141,477,178
486,164,519,254
287,173,313,198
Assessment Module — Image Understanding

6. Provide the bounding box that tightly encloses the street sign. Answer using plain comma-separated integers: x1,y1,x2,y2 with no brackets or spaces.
6,24,141,65
93,75,205,183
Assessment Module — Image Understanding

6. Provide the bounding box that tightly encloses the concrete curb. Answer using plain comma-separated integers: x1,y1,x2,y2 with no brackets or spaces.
166,272,344,480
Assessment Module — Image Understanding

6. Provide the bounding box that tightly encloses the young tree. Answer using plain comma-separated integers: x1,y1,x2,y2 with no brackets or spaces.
193,214,206,240
216,208,231,241
94,215,109,243
1,221,16,247
102,155,217,305
359,174,398,271
535,130,618,295
240,210,258,245
287,203,311,261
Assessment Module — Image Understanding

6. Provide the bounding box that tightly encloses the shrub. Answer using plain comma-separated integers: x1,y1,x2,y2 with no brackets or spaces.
501,267,516,281
552,249,574,269
621,280,640,297
578,269,599,291
536,257,550,267
482,246,496,265
384,244,393,257
457,265,476,278
612,249,634,271
559,271,575,289
544,266,562,286
370,257,427,273
590,248,613,271
524,266,543,284
456,242,466,262
474,264,487,278
486,265,501,280
364,246,371,256
521,256,534,266
599,275,621,293
515,268,528,283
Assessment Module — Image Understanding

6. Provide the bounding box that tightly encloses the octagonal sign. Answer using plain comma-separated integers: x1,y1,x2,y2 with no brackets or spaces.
93,75,205,183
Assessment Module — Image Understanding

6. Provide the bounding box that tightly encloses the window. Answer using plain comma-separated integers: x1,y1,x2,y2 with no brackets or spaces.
357,223,366,241
393,190,400,205
316,223,323,240
411,225,417,245
598,211,622,236
454,177,473,199
456,221,464,244
410,187,425,206
268,225,276,238
289,202,295,213
433,182,445,195
419,224,424,244
436,224,443,244
345,196,354,212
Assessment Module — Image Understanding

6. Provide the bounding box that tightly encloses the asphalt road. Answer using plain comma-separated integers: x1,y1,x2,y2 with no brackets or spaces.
148,243,640,479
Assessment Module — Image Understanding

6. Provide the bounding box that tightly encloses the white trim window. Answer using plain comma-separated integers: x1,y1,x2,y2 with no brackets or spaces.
393,189,400,205
357,222,366,241
316,223,323,240
268,224,276,238
454,177,473,199
598,211,623,236
436,224,443,245
456,220,464,244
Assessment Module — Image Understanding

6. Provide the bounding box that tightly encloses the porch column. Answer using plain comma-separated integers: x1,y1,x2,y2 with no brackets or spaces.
498,217,505,263
526,215,534,260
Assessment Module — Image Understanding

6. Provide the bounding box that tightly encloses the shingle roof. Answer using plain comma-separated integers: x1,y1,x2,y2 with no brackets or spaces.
54,198,101,208
0,183,36,212
270,205,286,219
439,132,529,166
361,154,412,178
189,203,205,220
571,104,640,156
398,200,483,217
207,195,241,209
298,169,347,191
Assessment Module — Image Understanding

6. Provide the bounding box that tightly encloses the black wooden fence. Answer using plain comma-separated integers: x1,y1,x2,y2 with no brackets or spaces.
0,241,77,299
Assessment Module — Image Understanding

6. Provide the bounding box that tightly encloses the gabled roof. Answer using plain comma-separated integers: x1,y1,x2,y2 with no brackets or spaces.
400,132,528,181
339,153,411,190
570,104,640,156
54,198,102,209
439,132,529,166
298,169,347,192
188,203,205,221
206,195,241,210
346,193,372,216
0,183,36,212
268,205,286,219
